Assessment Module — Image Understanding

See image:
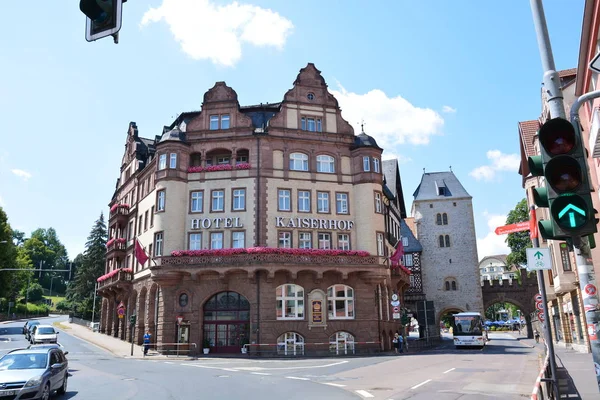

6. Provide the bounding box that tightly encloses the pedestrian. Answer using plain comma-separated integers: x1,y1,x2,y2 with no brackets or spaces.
143,330,151,356
398,334,404,353
534,329,540,344
392,333,399,354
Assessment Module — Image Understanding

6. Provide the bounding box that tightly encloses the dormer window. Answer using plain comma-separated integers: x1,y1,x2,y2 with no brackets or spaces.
209,114,230,130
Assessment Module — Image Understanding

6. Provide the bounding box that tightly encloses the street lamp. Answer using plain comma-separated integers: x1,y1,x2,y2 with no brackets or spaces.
49,276,59,298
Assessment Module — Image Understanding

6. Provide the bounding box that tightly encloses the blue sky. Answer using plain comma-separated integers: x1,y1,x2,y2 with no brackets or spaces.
0,0,585,260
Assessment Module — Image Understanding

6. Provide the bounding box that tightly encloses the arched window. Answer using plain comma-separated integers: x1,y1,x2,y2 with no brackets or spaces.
445,281,450,290
436,213,442,225
190,153,202,167
277,332,304,356
445,235,451,247
451,281,457,290
276,284,304,319
329,331,355,355
289,153,309,171
442,213,448,225
439,235,445,248
327,285,354,319
316,155,335,173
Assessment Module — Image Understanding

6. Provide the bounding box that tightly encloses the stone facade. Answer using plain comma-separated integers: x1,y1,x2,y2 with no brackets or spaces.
411,171,483,325
97,64,411,356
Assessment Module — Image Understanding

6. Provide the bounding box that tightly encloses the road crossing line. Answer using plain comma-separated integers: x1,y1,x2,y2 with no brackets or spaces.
322,382,346,387
410,379,432,390
285,376,310,381
355,389,375,398
443,368,455,374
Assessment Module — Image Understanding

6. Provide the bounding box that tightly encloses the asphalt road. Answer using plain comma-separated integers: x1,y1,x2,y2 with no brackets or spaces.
0,318,541,399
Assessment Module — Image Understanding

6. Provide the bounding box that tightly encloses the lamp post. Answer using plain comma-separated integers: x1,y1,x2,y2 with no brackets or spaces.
49,276,59,298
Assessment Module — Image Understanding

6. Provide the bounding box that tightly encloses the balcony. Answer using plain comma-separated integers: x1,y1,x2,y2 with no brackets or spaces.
552,271,578,294
97,268,132,291
109,204,130,225
106,238,127,257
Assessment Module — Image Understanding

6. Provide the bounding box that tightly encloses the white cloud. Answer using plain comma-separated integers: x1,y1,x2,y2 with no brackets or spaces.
469,150,520,182
11,169,32,181
381,151,412,164
477,211,510,259
140,0,294,67
442,105,456,113
330,83,444,149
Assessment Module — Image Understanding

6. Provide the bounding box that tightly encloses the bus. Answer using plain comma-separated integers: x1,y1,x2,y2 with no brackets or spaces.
452,312,487,349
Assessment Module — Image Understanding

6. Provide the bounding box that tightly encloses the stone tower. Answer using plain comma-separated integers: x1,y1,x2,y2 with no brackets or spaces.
411,171,483,324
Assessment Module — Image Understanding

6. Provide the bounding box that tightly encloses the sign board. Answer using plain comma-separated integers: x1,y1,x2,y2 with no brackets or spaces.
526,248,552,271
529,209,538,240
392,306,400,313
391,294,399,301
534,294,543,303
536,302,544,311
177,316,183,325
118,308,125,319
390,300,400,307
311,300,323,324
584,284,598,297
118,301,125,309
495,221,529,235
393,312,401,319
591,52,600,74
538,312,545,323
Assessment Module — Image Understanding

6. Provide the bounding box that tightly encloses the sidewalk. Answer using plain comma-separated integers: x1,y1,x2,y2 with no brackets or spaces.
58,321,196,361
510,332,599,399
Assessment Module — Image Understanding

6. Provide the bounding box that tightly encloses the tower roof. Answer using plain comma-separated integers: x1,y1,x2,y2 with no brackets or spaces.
412,171,471,201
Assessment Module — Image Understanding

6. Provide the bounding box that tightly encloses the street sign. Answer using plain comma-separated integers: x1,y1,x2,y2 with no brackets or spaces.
584,284,598,297
590,52,600,74
390,300,400,307
538,312,545,323
391,294,399,301
495,221,530,235
118,308,125,318
392,306,400,313
393,312,400,319
536,302,544,311
526,248,552,271
118,301,125,309
534,293,543,303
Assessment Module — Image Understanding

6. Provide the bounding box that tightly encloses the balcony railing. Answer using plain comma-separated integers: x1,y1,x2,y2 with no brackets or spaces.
97,269,132,290
106,239,127,254
160,253,381,267
109,204,130,218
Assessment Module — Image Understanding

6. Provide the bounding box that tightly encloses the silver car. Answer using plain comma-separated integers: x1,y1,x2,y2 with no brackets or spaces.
0,348,68,400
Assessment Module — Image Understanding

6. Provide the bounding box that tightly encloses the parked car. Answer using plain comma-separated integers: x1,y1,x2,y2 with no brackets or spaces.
24,321,40,341
29,326,58,345
0,347,68,400
27,344,68,356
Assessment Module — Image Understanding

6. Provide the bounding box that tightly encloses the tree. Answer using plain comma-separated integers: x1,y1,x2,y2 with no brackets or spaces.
67,213,107,318
22,228,69,293
0,207,18,300
505,199,531,268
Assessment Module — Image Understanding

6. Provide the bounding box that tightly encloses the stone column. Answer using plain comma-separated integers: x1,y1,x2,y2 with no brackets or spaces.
106,295,114,336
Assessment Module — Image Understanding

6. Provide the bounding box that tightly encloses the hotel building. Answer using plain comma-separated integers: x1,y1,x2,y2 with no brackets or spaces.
97,63,411,355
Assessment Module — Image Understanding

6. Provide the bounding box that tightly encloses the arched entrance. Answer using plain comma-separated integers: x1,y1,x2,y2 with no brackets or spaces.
203,291,250,353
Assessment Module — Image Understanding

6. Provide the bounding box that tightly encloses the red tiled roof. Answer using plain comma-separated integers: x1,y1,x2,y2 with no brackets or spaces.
558,68,577,78
518,120,539,158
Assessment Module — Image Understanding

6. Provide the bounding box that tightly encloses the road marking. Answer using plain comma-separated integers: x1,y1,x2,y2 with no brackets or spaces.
164,362,174,364
355,390,375,398
322,382,346,387
443,368,455,374
218,375,229,378
221,368,239,372
182,364,239,372
285,376,310,381
410,379,432,390
250,372,272,376
236,360,349,371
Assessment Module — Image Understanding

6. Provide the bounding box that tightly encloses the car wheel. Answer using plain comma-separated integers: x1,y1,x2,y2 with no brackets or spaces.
57,375,67,395
41,383,51,400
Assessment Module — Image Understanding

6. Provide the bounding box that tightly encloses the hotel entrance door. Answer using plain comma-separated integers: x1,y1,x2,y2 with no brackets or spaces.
203,291,250,353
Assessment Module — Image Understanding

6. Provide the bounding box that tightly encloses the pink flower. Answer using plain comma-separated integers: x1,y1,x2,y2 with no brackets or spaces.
170,247,371,257
110,203,130,213
187,163,252,173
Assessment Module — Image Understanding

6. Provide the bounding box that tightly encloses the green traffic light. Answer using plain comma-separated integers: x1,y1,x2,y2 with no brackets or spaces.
551,195,589,230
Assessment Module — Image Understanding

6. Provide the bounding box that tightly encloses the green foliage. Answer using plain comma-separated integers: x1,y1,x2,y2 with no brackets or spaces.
14,302,49,315
21,282,44,302
56,300,72,311
506,199,531,268
22,228,69,293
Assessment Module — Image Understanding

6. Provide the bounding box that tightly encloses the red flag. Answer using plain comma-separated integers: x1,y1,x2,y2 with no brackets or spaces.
135,238,149,266
390,238,404,267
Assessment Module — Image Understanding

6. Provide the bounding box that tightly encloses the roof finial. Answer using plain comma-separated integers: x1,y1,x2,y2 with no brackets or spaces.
449,165,452,172
423,167,426,174
359,119,366,133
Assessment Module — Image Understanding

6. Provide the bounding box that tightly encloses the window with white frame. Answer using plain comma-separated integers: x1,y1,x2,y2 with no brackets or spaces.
374,192,382,213
289,153,309,171
210,232,223,249
220,114,230,129
191,191,203,213
217,156,230,165
236,155,248,164
279,231,292,248
402,236,408,247
298,190,311,212
169,153,177,169
189,233,202,250
211,190,224,212
277,332,304,356
363,156,370,171
373,158,380,173
209,115,219,130
317,192,329,213
299,232,312,249
404,254,414,267
329,331,355,355
318,233,331,249
316,155,335,173
338,234,350,250
232,231,245,248
232,189,245,211
327,285,354,319
376,233,384,256
300,117,322,132
336,193,348,214
276,284,304,319
278,189,291,211
156,190,166,212
154,232,163,256
158,154,167,170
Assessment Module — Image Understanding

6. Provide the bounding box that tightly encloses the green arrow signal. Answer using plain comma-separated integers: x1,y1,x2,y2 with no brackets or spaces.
558,204,586,228
534,251,543,259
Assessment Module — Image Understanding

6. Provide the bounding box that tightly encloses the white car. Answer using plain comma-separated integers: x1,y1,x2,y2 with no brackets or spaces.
30,325,59,345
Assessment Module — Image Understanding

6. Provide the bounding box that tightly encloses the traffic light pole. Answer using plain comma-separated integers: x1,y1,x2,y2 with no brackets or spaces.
529,1,563,398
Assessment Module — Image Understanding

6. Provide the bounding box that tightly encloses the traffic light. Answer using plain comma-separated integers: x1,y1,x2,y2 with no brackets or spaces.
129,314,136,326
528,117,598,240
80,0,124,42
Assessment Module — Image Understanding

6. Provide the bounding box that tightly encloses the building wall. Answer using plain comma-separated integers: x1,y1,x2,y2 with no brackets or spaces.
413,195,483,320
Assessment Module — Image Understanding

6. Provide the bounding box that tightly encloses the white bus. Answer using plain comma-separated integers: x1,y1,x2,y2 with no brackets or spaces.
452,312,487,349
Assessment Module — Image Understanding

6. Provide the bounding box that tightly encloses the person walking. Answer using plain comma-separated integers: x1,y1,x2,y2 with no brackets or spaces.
534,329,540,344
398,334,404,353
392,333,400,354
143,330,152,356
